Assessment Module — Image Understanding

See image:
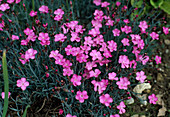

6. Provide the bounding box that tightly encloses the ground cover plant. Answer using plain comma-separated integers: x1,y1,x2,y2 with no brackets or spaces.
0,0,169,116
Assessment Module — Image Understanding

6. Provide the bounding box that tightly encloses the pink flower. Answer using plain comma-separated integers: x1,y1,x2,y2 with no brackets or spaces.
38,32,50,41
148,94,158,104
90,50,103,61
121,38,129,46
130,34,141,45
66,114,77,117
110,114,120,117
49,50,59,59
0,3,10,11
112,28,120,36
116,77,130,90
108,72,118,80
84,36,93,46
21,39,29,45
89,69,101,78
54,8,64,21
27,32,37,41
71,74,82,86
25,48,37,60
150,32,159,40
116,1,121,6
29,10,37,17
91,20,102,29
99,94,113,106
121,26,132,34
63,68,73,76
24,28,33,35
65,45,73,55
59,109,63,115
70,32,80,42
93,0,101,6
136,71,146,83
101,2,110,7
88,28,100,37
1,92,11,99
139,21,148,30
155,55,161,64
17,78,29,91
16,0,21,4
123,19,130,24
75,91,88,103
163,27,169,35
107,40,117,52
39,5,48,13
67,21,78,30
91,79,108,94
7,0,14,4
62,59,72,68
118,55,130,68
117,101,126,114
12,35,19,40
19,54,29,64
54,33,67,42
85,61,97,70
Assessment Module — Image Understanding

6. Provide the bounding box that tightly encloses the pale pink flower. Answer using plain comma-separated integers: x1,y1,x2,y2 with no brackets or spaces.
136,71,146,83
1,92,11,99
148,94,158,104
75,91,88,103
116,77,130,90
108,72,118,80
49,50,59,59
88,28,100,37
62,59,72,68
91,20,102,29
99,94,113,106
17,78,29,91
139,21,148,30
121,26,132,34
107,40,117,52
110,114,120,117
24,28,33,35
29,10,37,17
38,32,50,41
85,61,97,70
7,0,14,4
163,27,169,35
0,3,10,11
112,28,120,36
150,32,159,40
116,1,121,6
137,39,144,49
27,32,37,41
75,25,85,34
25,48,37,60
117,101,126,114
130,34,141,45
39,5,48,13
12,35,19,40
65,45,73,55
155,55,161,64
93,0,101,6
67,21,78,30
70,32,80,42
101,2,110,7
54,8,64,21
84,36,93,46
71,74,81,86
121,38,129,46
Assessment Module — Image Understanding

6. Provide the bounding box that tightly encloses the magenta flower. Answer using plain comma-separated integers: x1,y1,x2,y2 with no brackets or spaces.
29,10,37,17
27,32,37,41
99,94,113,106
150,32,159,40
123,19,130,24
54,8,64,21
101,1,110,7
139,21,148,30
59,109,63,115
121,26,132,34
110,114,120,117
121,38,129,46
155,55,161,64
112,28,120,36
85,61,97,70
89,69,101,78
136,71,146,83
25,48,37,60
38,32,50,41
148,94,158,104
54,33,67,42
117,101,126,114
90,50,102,61
130,34,141,45
65,45,73,55
67,21,78,30
66,114,77,117
71,74,82,86
24,28,33,35
39,5,48,13
118,55,130,68
0,3,10,11
91,79,108,94
108,72,118,80
17,78,29,91
93,0,101,6
116,77,130,90
88,28,100,37
107,40,117,52
12,35,19,40
63,68,73,76
75,91,88,103
84,36,93,46
163,27,169,35
116,1,121,6
91,20,102,29
1,92,11,99
70,32,80,42
62,59,72,68
7,0,14,4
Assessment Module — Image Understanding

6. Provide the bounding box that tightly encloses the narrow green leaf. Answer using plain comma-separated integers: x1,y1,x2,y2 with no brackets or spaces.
150,0,164,8
22,105,30,117
2,50,9,117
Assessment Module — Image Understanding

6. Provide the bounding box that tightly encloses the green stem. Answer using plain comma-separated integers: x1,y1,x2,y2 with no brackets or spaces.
32,0,35,10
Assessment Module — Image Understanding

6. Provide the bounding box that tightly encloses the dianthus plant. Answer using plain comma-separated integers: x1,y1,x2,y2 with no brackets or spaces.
0,0,167,116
